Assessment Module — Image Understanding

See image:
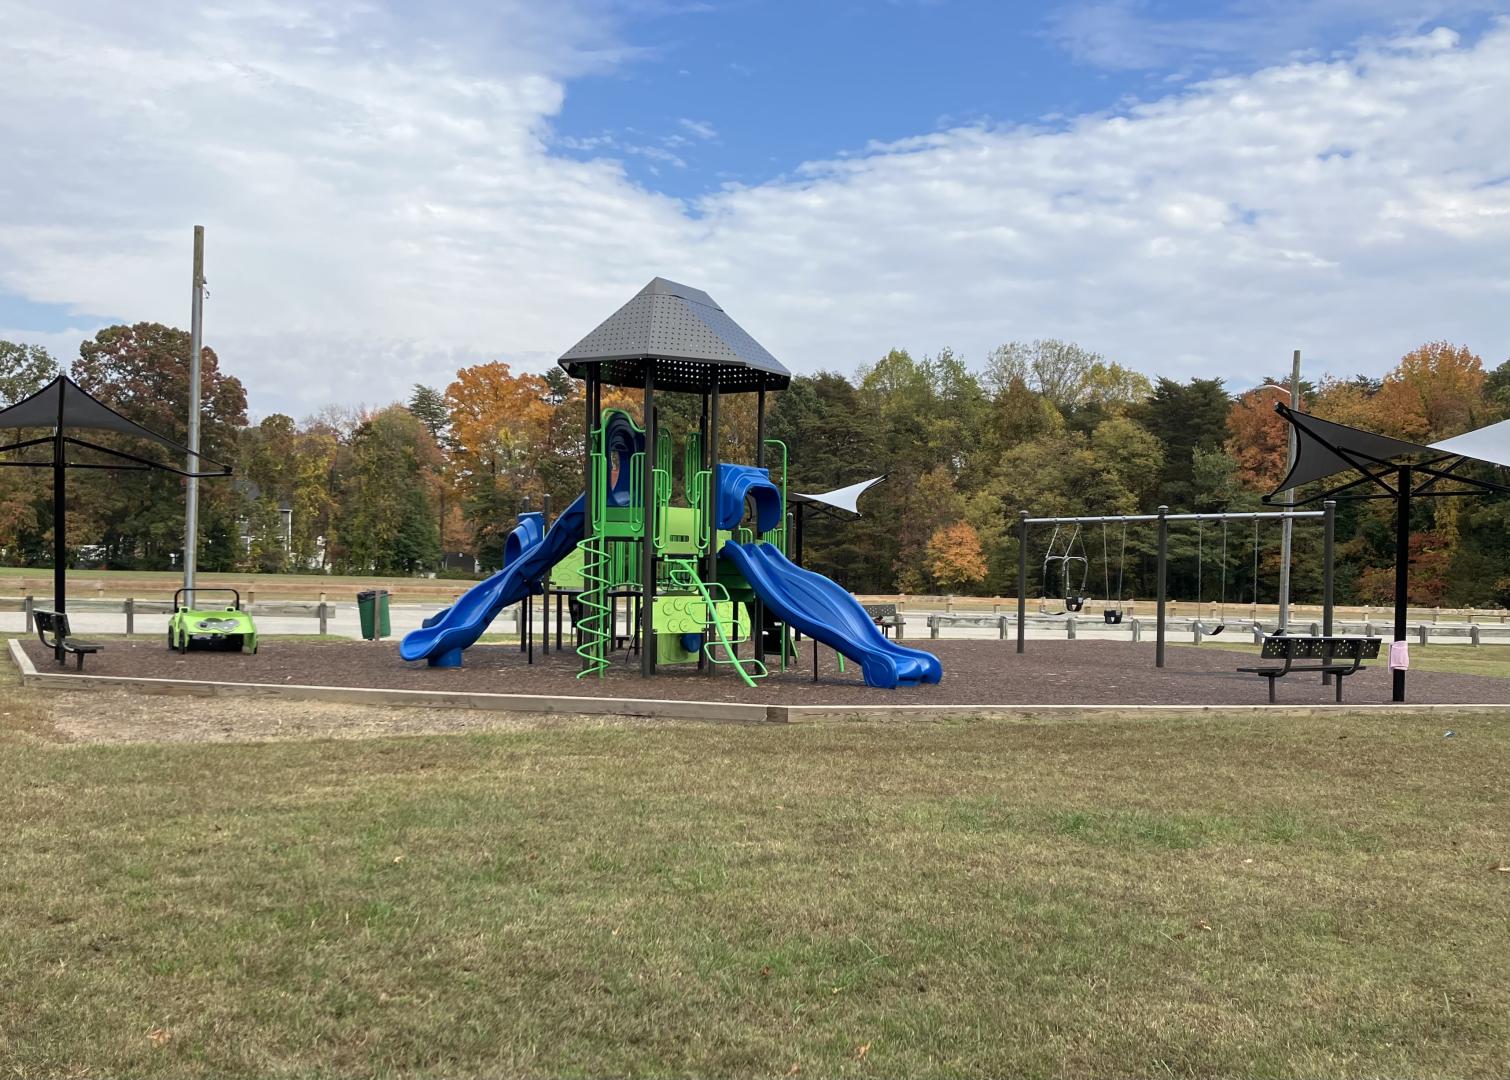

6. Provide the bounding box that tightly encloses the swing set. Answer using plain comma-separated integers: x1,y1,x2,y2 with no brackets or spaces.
1040,522,1133,622
1016,502,1338,668
1040,524,1089,614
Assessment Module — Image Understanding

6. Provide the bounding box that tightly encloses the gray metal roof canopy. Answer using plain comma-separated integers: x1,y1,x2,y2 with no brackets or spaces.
558,277,791,393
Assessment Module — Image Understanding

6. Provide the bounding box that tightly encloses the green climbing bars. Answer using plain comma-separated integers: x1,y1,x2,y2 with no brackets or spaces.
666,558,766,688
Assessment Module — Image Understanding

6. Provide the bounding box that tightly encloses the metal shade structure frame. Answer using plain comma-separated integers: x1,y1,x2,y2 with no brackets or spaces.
1016,504,1337,667
0,375,232,616
1265,400,1510,702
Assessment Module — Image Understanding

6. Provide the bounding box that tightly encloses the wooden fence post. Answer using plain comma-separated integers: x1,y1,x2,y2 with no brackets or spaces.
318,601,329,635
23,594,34,633
125,597,134,636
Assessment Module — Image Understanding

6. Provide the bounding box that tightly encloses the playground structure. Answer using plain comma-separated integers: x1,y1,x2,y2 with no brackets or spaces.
401,278,942,689
1016,504,1338,666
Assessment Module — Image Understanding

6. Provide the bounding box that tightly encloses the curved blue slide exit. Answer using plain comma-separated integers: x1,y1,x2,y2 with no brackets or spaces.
722,540,942,689
716,464,784,533
401,411,643,668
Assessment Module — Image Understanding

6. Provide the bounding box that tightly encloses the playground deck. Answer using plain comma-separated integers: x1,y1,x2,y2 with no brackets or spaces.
22,639,1510,708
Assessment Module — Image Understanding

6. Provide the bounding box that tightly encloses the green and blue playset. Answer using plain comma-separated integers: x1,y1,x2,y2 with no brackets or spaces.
400,278,941,689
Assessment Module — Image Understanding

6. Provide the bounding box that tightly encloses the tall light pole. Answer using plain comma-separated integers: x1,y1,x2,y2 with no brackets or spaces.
184,226,205,605
1262,350,1302,628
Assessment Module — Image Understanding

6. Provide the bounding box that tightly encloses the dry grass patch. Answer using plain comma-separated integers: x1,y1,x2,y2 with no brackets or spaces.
1,698,1508,1078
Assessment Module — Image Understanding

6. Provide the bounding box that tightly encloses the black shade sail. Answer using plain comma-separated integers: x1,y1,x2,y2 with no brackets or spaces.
1266,399,1510,703
2,375,215,460
1269,403,1436,494
0,374,231,614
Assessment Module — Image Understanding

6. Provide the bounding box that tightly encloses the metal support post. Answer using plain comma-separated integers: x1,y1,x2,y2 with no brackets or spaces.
1394,466,1411,702
1016,511,1028,653
704,380,720,675
540,494,552,654
1156,505,1169,668
641,371,657,678
753,384,766,664
1322,499,1335,683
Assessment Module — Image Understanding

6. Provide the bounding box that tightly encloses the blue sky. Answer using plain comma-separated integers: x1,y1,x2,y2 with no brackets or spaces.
552,1,1506,195
1,0,1508,416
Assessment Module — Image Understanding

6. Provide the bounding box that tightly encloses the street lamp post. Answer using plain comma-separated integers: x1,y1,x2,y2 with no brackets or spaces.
1261,357,1302,629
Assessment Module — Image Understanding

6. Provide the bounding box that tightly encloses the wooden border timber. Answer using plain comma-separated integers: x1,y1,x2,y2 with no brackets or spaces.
9,639,1510,725
6,639,767,723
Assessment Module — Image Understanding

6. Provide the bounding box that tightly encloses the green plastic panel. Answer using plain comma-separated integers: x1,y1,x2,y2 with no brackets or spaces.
660,507,699,556
550,545,585,590
654,593,736,635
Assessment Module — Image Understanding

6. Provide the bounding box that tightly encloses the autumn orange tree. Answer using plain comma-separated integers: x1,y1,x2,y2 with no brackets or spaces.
1370,341,1486,442
1224,387,1292,490
443,362,556,562
925,520,988,592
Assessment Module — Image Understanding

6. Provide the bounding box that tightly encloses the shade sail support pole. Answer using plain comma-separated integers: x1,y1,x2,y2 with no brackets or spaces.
53,399,64,615
1393,465,1411,703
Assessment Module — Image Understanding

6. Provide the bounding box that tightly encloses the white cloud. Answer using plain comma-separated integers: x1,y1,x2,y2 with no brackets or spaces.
1,1,1508,421
1048,0,1501,71
678,118,718,140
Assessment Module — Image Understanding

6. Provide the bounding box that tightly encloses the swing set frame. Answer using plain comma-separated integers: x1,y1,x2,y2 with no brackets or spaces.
1015,502,1337,667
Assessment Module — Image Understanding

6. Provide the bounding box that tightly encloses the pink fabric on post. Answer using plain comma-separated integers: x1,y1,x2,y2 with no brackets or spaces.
1389,641,1410,671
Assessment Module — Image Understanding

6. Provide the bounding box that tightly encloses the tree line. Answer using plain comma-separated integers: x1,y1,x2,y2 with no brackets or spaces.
1,329,1506,606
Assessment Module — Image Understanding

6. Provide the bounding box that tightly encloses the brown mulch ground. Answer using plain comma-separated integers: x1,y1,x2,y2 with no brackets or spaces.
24,638,1510,707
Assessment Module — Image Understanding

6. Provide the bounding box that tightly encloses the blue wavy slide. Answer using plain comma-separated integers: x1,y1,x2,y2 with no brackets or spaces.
722,540,942,689
400,494,585,667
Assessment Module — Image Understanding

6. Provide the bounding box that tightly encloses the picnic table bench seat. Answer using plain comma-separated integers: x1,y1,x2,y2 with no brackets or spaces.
862,603,902,639
1237,634,1381,704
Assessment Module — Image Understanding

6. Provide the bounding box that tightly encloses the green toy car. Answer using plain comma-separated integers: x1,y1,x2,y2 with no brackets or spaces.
168,588,258,654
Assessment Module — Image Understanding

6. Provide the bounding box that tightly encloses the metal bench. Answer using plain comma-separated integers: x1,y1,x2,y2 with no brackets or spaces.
33,608,104,670
863,603,902,639
1236,635,1381,704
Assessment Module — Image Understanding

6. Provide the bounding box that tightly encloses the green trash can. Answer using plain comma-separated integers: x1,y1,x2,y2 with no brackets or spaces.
357,589,391,640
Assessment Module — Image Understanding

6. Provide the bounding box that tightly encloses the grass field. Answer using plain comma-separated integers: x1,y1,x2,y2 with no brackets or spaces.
2,673,1508,1077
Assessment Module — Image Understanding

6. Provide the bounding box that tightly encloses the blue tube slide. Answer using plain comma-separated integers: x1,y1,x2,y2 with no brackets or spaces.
716,464,784,532
399,495,586,667
722,540,942,688
401,411,643,668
